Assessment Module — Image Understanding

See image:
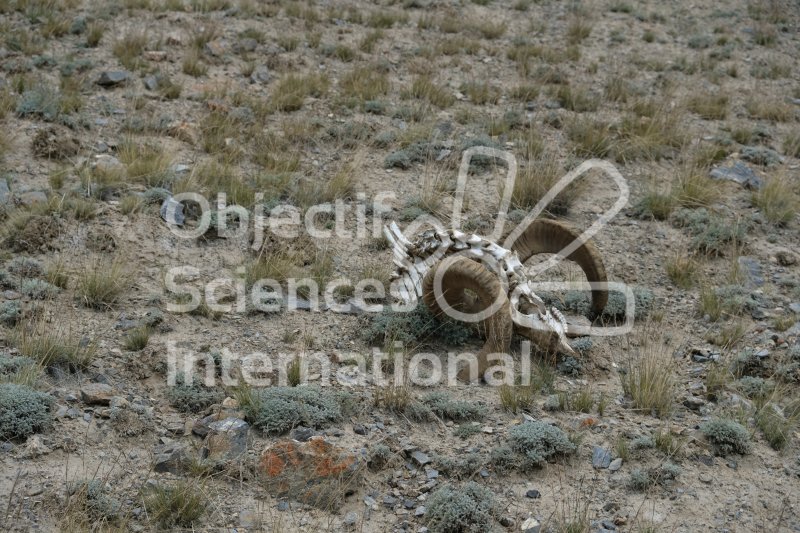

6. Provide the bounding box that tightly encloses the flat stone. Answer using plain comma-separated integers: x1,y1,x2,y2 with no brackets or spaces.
789,303,800,314
204,38,229,57
152,442,190,474
80,383,114,405
96,70,129,87
592,446,612,469
525,489,541,499
737,257,765,287
251,65,271,84
203,417,249,463
160,197,185,226
709,161,763,190
344,511,358,526
410,450,431,466
608,458,623,471
520,517,541,533
143,76,159,91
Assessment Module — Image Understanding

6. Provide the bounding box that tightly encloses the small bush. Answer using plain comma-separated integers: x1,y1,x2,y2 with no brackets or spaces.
421,392,485,421
700,418,751,456
242,386,342,434
621,340,674,418
751,175,798,226
362,304,472,347
498,384,535,413
77,258,130,309
123,326,151,351
507,421,576,467
167,375,224,413
426,482,496,533
0,383,53,440
66,480,122,525
755,404,792,450
0,301,21,326
7,257,43,278
19,279,59,299
671,208,747,256
144,481,205,529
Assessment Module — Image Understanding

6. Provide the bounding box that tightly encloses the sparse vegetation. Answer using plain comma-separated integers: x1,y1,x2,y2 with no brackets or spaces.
0,383,53,440
700,418,751,456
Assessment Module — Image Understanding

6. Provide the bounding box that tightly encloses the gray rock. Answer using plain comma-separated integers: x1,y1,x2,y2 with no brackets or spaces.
737,256,765,287
415,506,426,517
204,38,229,57
525,489,541,499
521,517,541,533
96,71,130,87
152,442,190,473
203,417,249,462
291,426,316,442
709,161,763,190
789,303,800,314
238,38,258,52
683,396,706,412
80,383,114,405
0,180,11,205
592,446,612,469
353,424,367,435
160,197,184,226
608,458,622,471
343,511,358,526
383,495,397,507
17,191,48,206
251,65,271,84
410,450,431,466
143,76,159,91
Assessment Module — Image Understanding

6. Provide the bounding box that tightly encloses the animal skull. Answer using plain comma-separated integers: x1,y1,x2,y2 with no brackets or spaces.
384,218,608,382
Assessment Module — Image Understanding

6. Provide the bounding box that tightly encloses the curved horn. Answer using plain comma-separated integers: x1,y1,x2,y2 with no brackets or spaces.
422,257,512,383
510,219,608,316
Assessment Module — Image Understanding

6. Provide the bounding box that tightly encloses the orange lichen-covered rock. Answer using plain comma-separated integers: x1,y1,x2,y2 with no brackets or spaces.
259,437,363,508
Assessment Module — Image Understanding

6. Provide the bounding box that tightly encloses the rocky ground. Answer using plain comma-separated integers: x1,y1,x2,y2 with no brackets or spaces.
0,0,799,531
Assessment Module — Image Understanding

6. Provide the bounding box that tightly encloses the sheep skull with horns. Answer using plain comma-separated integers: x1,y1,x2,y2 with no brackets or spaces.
384,218,608,382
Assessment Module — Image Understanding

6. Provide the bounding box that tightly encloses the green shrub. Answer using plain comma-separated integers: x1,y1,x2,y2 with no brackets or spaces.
508,421,576,467
166,375,224,413
434,452,485,479
362,304,472,347
671,208,747,256
7,257,43,278
755,404,791,450
68,480,122,523
700,418,751,456
0,383,53,440
426,482,496,533
0,301,21,326
734,376,773,399
0,354,35,376
19,279,60,299
242,386,342,434
421,392,485,421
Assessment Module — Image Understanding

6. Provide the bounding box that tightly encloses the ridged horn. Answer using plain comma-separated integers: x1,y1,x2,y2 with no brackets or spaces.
422,257,513,383
510,219,608,316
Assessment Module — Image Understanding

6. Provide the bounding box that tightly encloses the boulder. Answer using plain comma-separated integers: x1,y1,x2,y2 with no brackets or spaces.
259,437,363,508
